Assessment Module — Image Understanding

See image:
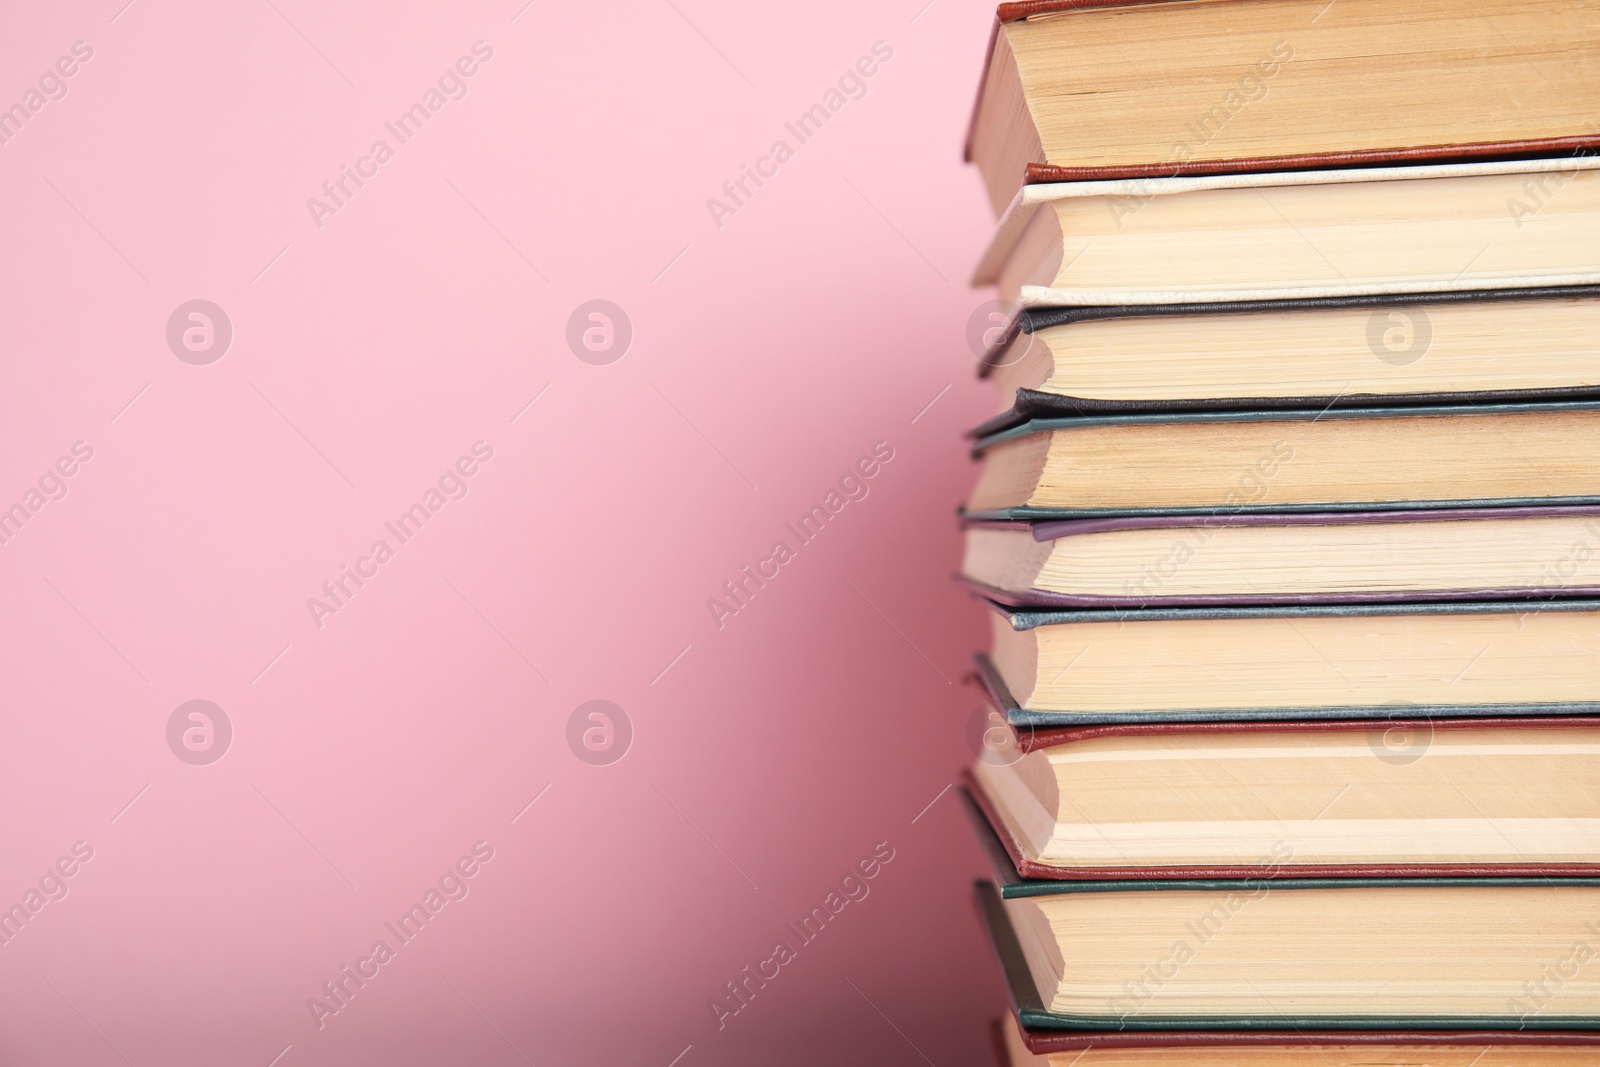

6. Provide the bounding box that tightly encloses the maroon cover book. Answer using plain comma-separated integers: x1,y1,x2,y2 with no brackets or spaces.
964,0,1600,184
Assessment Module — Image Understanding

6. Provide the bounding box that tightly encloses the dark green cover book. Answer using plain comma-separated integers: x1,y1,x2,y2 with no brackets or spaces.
964,790,1600,1033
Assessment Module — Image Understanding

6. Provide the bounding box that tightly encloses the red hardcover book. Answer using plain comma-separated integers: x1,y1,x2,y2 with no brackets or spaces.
965,0,1600,215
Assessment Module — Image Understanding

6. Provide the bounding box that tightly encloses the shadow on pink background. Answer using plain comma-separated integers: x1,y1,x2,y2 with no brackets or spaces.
0,1,1004,1063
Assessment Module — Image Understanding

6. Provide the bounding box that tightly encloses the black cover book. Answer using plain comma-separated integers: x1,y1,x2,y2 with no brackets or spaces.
974,285,1600,436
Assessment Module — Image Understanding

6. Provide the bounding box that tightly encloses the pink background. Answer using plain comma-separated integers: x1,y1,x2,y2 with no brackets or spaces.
0,1,1004,1063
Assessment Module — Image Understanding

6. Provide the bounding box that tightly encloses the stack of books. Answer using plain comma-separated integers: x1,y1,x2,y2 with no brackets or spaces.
956,1,1600,1062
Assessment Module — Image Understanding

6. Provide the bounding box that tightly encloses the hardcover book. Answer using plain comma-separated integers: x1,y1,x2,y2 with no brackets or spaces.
976,160,1600,307
966,799,1600,1049
975,287,1600,433
966,0,1600,215
962,703,1600,875
973,876,1600,1031
976,599,1600,727
967,401,1600,521
961,506,1600,609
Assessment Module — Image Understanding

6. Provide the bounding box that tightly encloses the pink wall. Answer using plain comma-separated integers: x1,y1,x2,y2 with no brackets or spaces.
0,1,1003,1063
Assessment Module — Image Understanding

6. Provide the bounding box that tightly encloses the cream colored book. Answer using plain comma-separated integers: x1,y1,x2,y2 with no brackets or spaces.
968,714,1600,873
979,600,1600,726
979,289,1600,425
966,0,1600,216
967,402,1600,519
991,881,1600,1025
976,160,1600,306
961,509,1600,608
